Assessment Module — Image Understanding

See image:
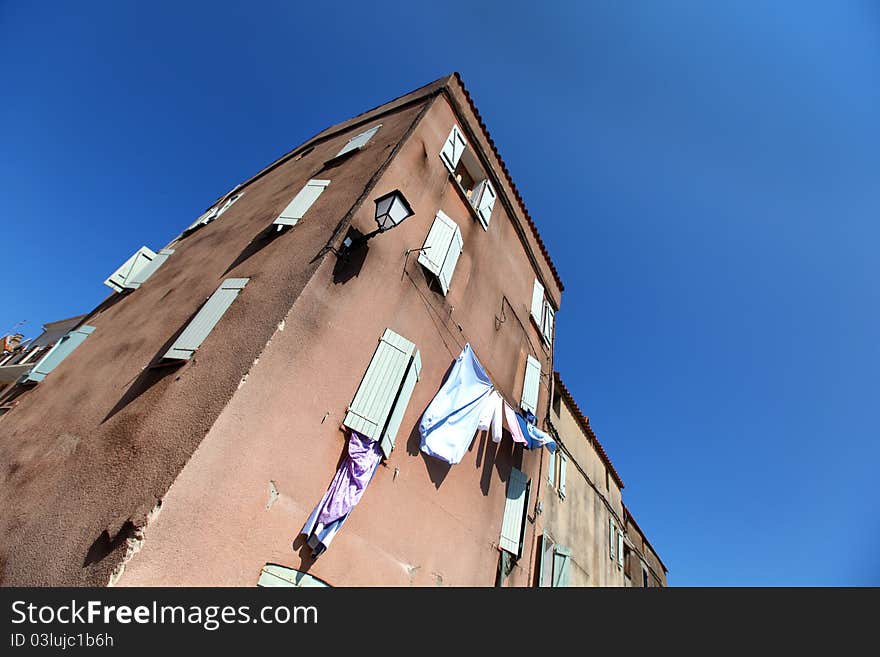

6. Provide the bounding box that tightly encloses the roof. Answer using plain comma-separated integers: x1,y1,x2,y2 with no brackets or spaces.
448,73,564,293
623,502,669,574
553,372,624,489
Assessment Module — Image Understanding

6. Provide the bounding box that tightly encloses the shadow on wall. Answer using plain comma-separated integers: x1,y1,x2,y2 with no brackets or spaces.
100,303,210,423
332,227,370,285
223,224,288,276
83,520,137,568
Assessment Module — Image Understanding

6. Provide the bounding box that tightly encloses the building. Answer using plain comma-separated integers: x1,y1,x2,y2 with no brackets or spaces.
623,503,668,587
0,73,666,587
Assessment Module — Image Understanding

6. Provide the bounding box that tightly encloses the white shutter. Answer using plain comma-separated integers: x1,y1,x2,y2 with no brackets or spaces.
418,211,457,276
473,179,496,228
215,193,242,218
184,207,218,234
558,451,567,499
344,329,419,448
531,279,545,325
617,531,625,567
546,448,556,486
520,354,541,414
539,534,555,587
335,124,382,157
440,125,467,172
163,278,249,360
274,179,331,227
23,325,95,383
499,467,529,556
552,545,572,587
258,564,329,588
378,351,421,458
542,302,555,346
437,224,463,296
104,246,158,293
127,249,174,289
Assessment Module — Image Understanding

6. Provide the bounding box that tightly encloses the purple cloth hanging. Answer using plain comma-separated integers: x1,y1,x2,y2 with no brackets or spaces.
315,430,383,526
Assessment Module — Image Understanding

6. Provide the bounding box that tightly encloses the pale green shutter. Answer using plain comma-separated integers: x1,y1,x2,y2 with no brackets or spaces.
552,545,571,587
335,124,382,157
214,193,242,219
539,534,555,587
617,531,625,567
257,564,329,587
163,278,249,360
499,467,530,556
104,246,158,292
184,207,218,233
440,125,467,172
520,354,541,414
274,179,331,227
609,518,616,560
473,179,496,228
558,451,567,499
127,249,175,289
418,211,457,277
531,279,544,324
546,448,556,486
23,325,95,383
437,223,463,296
378,351,421,458
344,329,419,451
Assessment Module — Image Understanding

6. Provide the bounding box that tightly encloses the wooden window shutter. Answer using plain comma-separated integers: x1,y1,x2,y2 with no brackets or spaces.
274,179,331,227
257,564,330,588
520,354,541,414
163,278,249,361
609,518,616,560
126,249,175,289
23,325,96,383
542,302,555,346
440,124,467,172
531,279,545,325
558,451,567,499
335,124,382,157
617,531,625,567
552,545,572,587
104,246,158,292
546,447,556,486
344,329,420,457
499,467,530,556
473,179,497,228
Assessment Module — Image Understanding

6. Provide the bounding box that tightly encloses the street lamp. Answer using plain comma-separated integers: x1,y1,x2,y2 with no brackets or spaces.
340,189,415,254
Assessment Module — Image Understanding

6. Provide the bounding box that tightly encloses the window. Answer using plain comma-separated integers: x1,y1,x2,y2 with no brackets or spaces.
418,210,464,295
538,535,571,587
22,325,95,383
499,467,530,557
163,278,249,361
273,179,330,229
609,518,616,561
343,328,421,458
183,192,244,234
642,565,650,588
530,278,555,347
520,354,541,414
546,448,556,487
557,450,567,500
617,531,625,568
257,564,329,588
439,124,497,229
104,247,174,293
334,124,382,158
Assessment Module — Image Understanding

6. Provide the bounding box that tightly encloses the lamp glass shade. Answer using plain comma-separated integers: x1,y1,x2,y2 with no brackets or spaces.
374,190,414,231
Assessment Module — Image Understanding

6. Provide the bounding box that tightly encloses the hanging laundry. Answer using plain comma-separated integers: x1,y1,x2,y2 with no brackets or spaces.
420,343,494,465
521,418,558,453
476,390,503,443
300,430,383,558
503,402,530,445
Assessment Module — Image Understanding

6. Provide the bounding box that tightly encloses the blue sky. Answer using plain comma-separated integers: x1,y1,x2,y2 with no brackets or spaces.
2,1,878,585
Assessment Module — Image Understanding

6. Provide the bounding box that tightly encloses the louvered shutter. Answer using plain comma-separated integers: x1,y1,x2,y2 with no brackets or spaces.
257,564,329,588
617,531,625,567
335,124,382,157
215,193,242,218
377,351,421,458
547,447,556,486
127,249,174,289
184,207,218,234
539,535,555,587
499,467,529,556
437,223,463,296
344,329,420,451
440,125,467,172
473,179,496,228
104,247,158,292
531,279,545,324
274,180,331,227
542,302,555,346
163,278,249,360
553,545,572,587
418,211,457,276
558,451,567,499
520,354,541,414
23,325,95,383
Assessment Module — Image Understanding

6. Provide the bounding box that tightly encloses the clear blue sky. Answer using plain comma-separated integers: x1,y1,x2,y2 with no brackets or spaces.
2,1,878,586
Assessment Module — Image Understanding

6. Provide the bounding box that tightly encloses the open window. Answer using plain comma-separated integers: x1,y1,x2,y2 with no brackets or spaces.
530,278,555,347
334,124,382,158
418,210,464,295
183,192,244,234
104,247,175,293
440,124,496,229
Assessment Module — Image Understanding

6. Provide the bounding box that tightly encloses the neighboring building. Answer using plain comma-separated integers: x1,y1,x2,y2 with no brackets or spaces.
0,73,666,588
623,503,668,587
537,373,667,587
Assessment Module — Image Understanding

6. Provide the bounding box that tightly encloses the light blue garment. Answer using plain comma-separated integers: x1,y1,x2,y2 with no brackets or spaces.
419,343,494,465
